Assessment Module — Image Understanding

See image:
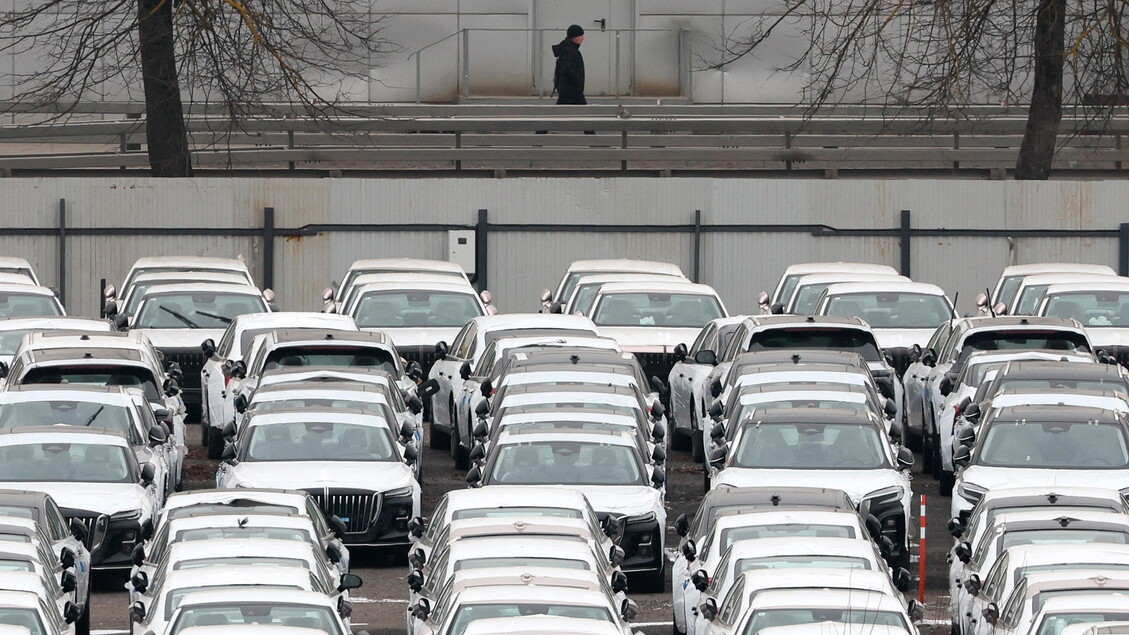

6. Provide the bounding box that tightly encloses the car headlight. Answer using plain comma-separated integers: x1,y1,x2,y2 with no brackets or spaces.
862,486,905,507
957,482,988,506
110,509,141,522
384,486,415,499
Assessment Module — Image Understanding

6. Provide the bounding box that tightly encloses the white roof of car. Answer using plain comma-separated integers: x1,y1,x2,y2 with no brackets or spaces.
241,410,390,429
157,565,314,592
229,313,356,331
757,624,910,635
0,284,54,297
178,627,324,635
1059,622,1129,635
448,583,613,607
0,275,33,286
822,280,949,297
446,517,595,542
0,428,131,448
441,487,593,513
724,537,880,563
461,615,622,635
0,258,32,269
493,428,638,448
1043,280,1129,294
571,273,687,286
161,538,322,564
163,489,310,513
473,314,598,333
594,280,721,296
1001,263,1117,277
0,317,110,333
173,587,335,609
140,282,264,297
737,390,868,406
347,258,466,274
994,543,1129,568
493,336,621,357
446,567,608,594
129,271,250,286
1037,593,1129,612
745,587,906,612
131,256,250,271
0,590,42,609
781,263,899,276
348,272,473,288
964,350,1094,367
990,392,1129,412
712,509,864,534
565,259,685,276
497,411,639,426
793,273,908,287
0,385,137,406
730,568,898,600
1017,273,1120,288
349,279,477,295
166,514,316,534
445,536,601,563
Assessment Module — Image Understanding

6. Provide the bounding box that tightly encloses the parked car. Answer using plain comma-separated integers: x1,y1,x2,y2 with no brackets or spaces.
0,285,65,319
985,263,1116,314
668,317,747,460
542,259,686,312
760,262,899,314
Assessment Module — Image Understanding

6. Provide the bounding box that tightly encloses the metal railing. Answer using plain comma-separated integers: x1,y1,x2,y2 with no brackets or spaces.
407,28,691,103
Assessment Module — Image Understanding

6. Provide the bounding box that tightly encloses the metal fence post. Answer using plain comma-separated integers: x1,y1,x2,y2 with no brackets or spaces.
460,30,470,99
692,209,702,283
475,209,489,292
1120,222,1129,276
262,207,276,291
57,199,66,306
900,209,912,278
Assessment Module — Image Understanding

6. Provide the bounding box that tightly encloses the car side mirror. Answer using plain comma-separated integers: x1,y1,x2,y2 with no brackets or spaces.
983,602,1000,627
147,425,168,447
908,599,925,623
958,396,972,412
708,445,728,467
418,378,440,398
201,338,217,357
650,401,665,421
939,375,954,397
104,300,119,318
611,570,628,594
104,284,117,299
466,465,483,487
651,465,665,489
406,361,424,381
473,421,488,440
889,421,903,444
650,375,667,393
322,286,335,302
910,343,922,363
459,361,472,381
694,349,718,366
130,571,148,594
152,407,171,423
947,516,966,539
338,573,363,592
435,341,449,358
955,541,972,564
406,394,423,416
710,423,725,440
0,362,8,380
673,343,688,362
163,378,180,397
691,569,709,592
922,349,937,367
403,444,419,465
480,379,493,397
675,513,690,537
957,426,976,448
328,515,347,540
893,568,912,593
708,400,723,421
601,516,622,541
221,443,237,462
326,544,343,564
399,421,414,443
68,518,87,542
222,421,237,439
651,445,666,464
411,598,431,622
131,544,145,566
710,377,723,398
406,569,424,593
651,421,666,442
57,569,75,594
757,291,770,307
884,398,897,418
700,598,718,622
609,545,625,567
540,289,552,303
140,462,156,485
953,444,971,468
65,602,81,624
469,443,486,463
965,573,982,596
59,546,76,569
113,313,130,330
681,539,698,563
408,517,426,538
230,360,247,379
548,301,563,314
408,548,426,570
621,599,638,622
964,402,981,424
896,447,914,471
769,303,784,315
474,398,490,419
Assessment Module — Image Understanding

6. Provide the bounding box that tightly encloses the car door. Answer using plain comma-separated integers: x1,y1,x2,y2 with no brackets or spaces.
670,324,717,434
201,325,237,431
904,321,952,441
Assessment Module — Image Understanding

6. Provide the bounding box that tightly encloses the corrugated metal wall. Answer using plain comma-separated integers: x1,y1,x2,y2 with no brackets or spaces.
1,177,1127,319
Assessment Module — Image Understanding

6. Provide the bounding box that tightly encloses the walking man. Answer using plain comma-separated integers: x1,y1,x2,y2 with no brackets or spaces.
553,24,586,105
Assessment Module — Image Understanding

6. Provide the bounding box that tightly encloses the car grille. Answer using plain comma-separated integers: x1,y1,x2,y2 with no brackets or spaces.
59,510,107,550
885,347,913,377
162,348,205,395
304,488,381,534
399,346,441,377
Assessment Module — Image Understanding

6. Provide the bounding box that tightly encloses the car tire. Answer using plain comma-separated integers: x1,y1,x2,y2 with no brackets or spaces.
931,432,943,480
940,469,955,497
921,430,933,474
200,422,209,448
691,409,705,463
451,417,469,471
703,464,711,491
951,621,960,635
76,602,89,635
673,609,686,635
206,423,225,460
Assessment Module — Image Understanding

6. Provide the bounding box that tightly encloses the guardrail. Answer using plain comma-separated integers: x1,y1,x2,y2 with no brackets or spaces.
0,105,1127,175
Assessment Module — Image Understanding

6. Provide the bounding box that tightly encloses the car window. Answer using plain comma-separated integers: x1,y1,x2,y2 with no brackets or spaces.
135,292,267,329
718,577,745,625
486,442,645,486
44,499,69,542
733,423,887,470
824,292,951,328
977,420,1129,469
262,346,397,375
243,422,398,463
1042,291,1129,327
353,291,482,328
592,292,723,328
0,443,136,483
690,324,717,356
170,603,344,635
0,294,61,319
0,401,141,445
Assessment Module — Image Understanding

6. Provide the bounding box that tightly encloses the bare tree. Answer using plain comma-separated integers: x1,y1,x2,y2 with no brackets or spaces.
1,0,390,176
715,0,1129,179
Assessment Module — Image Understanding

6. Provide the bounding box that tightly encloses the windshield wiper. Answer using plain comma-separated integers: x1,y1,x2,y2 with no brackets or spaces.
194,310,233,324
81,405,105,428
159,305,199,329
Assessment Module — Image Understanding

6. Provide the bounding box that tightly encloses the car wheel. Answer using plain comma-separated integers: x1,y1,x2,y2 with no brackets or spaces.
200,422,209,448
921,429,933,474
690,409,705,463
673,609,686,635
74,602,89,635
951,620,960,635
931,432,943,480
703,463,711,491
940,469,955,497
206,423,225,460
671,429,691,452
451,415,469,471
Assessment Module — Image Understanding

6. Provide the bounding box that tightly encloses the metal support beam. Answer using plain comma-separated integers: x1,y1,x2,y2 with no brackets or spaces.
57,199,66,306
1120,223,1129,276
262,207,276,291
899,209,912,278
692,209,702,283
475,209,489,292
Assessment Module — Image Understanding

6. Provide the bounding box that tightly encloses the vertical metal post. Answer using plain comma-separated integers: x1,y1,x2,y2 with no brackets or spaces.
99,279,106,318
461,30,470,99
475,209,489,292
57,199,66,307
692,209,702,283
614,30,621,97
1119,223,1129,276
262,207,276,292
415,54,422,103
900,209,912,278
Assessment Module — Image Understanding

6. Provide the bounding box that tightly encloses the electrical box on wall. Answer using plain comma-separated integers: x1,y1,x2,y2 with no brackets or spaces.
448,230,476,276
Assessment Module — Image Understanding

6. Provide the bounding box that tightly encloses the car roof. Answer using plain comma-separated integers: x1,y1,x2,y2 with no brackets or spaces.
164,538,320,560
0,384,136,404
736,407,880,426
446,536,600,559
985,509,1129,531
242,409,390,428
733,350,869,367
822,280,949,296
0,318,110,333
167,514,311,531
988,405,1126,425
1038,593,1129,612
725,536,880,560
1044,281,1129,294
594,280,719,295
0,590,42,609
265,329,390,346
347,258,466,274
745,315,871,330
174,588,334,608
1001,263,1117,277
781,263,900,276
997,360,1125,380
0,285,54,297
793,273,908,286
350,279,478,294
140,282,263,296
230,313,357,331
164,489,312,511
0,491,50,510
961,315,1088,332
451,584,612,605
0,426,131,446
130,271,249,285
746,587,903,610
494,428,638,446
441,486,591,512
131,256,249,270
565,259,685,276
472,314,597,333
964,350,1093,366
697,486,856,514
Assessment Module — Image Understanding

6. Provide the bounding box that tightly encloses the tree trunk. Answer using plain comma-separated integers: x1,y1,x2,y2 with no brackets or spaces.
1015,0,1065,180
137,0,191,177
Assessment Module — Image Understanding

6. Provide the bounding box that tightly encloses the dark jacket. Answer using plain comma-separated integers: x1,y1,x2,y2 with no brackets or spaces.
552,38,586,105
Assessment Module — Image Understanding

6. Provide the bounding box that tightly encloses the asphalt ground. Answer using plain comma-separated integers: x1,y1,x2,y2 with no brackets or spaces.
87,424,952,635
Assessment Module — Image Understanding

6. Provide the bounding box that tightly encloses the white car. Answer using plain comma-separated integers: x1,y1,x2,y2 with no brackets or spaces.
1036,280,1129,362
952,405,1129,519
109,272,254,323
557,273,683,317
1009,273,1122,316
0,519,83,629
110,256,255,297
696,587,917,635
0,428,161,571
0,285,65,319
711,408,915,569
784,273,908,316
0,589,76,635
426,313,598,450
164,588,351,635
129,282,273,419
986,581,1129,635
329,258,477,305
972,569,1129,635
760,262,900,314
467,429,666,590
199,312,358,454
216,409,420,548
0,258,40,285
0,317,112,368
986,263,1117,313
543,258,687,311
668,317,747,461
462,615,631,635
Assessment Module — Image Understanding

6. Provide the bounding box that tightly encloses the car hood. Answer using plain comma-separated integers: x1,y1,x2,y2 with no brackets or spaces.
567,485,663,518
28,482,151,517
136,329,226,350
229,460,417,492
713,468,906,505
961,466,1129,492
873,329,933,350
365,327,462,351
594,327,701,352
1082,328,1129,348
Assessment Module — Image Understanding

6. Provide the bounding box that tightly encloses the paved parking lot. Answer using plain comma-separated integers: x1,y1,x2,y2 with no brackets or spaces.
86,425,952,635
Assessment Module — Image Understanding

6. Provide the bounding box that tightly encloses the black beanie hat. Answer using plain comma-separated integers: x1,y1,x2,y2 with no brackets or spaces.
567,24,585,39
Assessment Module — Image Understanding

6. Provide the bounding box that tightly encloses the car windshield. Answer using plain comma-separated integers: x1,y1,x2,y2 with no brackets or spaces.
777,274,806,306
353,291,482,328
0,294,60,319
19,365,161,402
732,423,887,470
483,328,599,348
176,557,308,570
0,401,139,444
487,442,645,485
824,292,951,328
167,585,304,620
0,559,32,571
263,346,396,375
1043,291,1129,327
0,330,32,355
721,524,855,552
250,398,395,423
747,329,882,362
244,422,397,462
0,608,45,635
1001,529,1128,549
0,442,135,483
732,400,868,425
167,504,298,520
448,603,612,635
592,293,723,328
742,608,906,635
961,362,1008,389
170,603,344,635
997,276,1025,308
134,292,266,329
1033,611,1129,635
977,420,1129,469
1016,285,1054,315
451,507,582,521
454,557,589,571
570,284,605,315
738,555,872,573
125,280,214,315
960,331,1091,359
176,527,311,542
